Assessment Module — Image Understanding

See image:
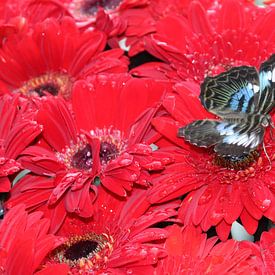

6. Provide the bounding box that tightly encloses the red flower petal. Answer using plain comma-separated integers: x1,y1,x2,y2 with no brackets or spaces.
240,208,259,235
189,1,214,36
37,97,77,151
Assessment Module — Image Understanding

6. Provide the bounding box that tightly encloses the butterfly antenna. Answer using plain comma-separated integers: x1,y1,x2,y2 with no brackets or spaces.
270,119,275,141
262,141,272,170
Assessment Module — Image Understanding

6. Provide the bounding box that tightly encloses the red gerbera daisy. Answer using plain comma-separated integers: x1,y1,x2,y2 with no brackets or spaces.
132,0,275,82
27,0,146,38
0,0,26,47
238,227,275,274
36,0,216,55
0,0,71,47
0,16,128,100
108,0,218,56
254,228,275,273
147,82,275,241
44,187,180,274
61,0,148,29
0,94,42,193
6,74,173,232
0,204,68,274
155,224,264,273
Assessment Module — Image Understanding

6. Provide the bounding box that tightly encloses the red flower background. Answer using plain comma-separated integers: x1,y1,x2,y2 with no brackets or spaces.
0,0,274,274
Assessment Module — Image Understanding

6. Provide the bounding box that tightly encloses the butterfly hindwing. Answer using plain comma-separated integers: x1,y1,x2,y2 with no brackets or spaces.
214,121,265,157
178,120,223,147
200,66,259,116
178,118,264,157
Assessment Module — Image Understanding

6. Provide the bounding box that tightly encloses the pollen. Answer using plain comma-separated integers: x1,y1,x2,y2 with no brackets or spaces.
17,72,72,99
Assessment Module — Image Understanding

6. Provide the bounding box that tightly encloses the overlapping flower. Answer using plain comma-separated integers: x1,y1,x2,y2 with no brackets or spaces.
0,95,42,192
6,74,173,232
132,0,275,82
0,204,68,274
148,82,275,240
0,0,274,274
0,16,128,99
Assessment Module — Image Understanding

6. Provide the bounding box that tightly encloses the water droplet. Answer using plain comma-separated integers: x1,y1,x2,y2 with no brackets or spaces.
119,158,132,166
159,189,167,198
198,190,212,205
260,199,271,210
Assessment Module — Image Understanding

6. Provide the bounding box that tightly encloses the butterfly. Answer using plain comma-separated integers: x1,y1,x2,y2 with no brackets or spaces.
178,54,275,160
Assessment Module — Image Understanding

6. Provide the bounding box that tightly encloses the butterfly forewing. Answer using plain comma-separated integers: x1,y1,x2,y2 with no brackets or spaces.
200,66,259,117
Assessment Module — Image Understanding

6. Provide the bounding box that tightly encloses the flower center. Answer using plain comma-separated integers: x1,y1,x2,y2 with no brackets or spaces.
56,129,126,171
90,127,126,166
71,144,93,170
214,150,259,170
99,141,119,165
18,73,72,99
64,240,98,261
54,233,114,271
68,0,122,20
81,0,122,15
56,135,93,171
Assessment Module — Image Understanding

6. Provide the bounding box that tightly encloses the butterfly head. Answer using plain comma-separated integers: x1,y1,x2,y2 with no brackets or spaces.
260,115,272,128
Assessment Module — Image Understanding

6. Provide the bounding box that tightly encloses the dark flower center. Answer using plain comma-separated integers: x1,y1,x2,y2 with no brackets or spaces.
71,144,93,170
64,240,98,261
56,128,126,171
53,233,114,271
82,0,122,15
31,82,59,97
100,141,119,165
214,150,259,170
19,73,72,99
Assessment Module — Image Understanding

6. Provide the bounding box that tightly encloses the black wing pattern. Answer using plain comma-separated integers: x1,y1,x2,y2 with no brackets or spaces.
178,119,265,157
257,54,275,114
200,66,259,116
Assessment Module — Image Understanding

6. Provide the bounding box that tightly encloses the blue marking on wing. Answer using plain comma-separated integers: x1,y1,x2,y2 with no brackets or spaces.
229,85,254,112
259,71,271,91
216,123,235,136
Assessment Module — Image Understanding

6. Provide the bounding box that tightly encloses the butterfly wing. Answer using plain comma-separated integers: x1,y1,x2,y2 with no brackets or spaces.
200,66,260,117
257,54,275,114
214,121,264,157
178,120,223,147
180,56,274,158
178,119,264,157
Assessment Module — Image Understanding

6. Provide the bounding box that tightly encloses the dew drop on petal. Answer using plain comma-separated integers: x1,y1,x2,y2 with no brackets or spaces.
260,199,271,210
160,190,168,198
198,191,212,205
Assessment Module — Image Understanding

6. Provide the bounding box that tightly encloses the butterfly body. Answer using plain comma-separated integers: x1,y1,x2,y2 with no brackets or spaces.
178,54,275,160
